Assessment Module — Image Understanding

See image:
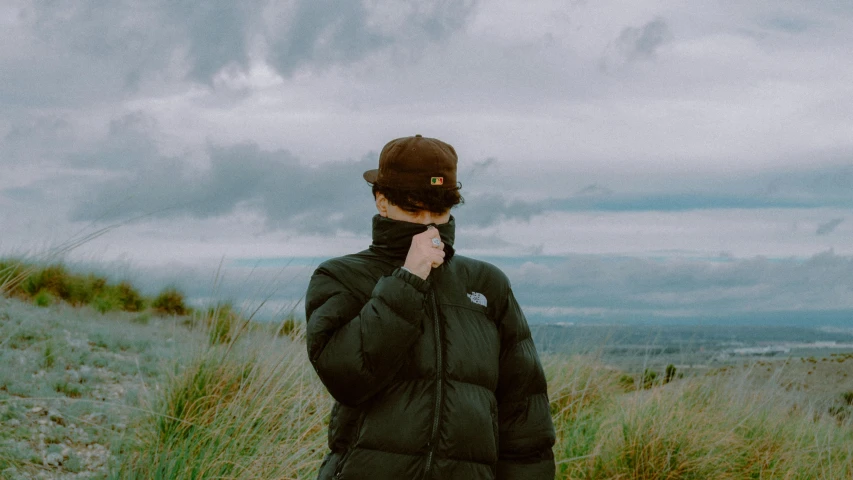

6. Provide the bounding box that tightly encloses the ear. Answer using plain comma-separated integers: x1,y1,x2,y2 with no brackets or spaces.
375,192,388,217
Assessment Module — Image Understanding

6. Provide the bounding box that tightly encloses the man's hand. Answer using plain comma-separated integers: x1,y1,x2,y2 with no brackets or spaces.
403,226,445,280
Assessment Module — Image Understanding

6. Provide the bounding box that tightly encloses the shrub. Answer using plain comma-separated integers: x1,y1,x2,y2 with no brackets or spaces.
152,287,189,316
23,264,71,299
92,293,120,314
33,289,55,307
664,364,677,384
66,273,107,306
115,281,145,312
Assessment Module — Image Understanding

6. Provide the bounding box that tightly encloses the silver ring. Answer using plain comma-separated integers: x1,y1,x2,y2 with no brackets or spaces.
431,237,442,247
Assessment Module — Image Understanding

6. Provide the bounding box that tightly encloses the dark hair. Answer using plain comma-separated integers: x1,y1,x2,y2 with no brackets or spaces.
371,183,464,214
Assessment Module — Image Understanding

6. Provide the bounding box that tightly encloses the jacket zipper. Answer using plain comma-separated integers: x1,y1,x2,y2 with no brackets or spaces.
424,289,444,476
333,449,352,479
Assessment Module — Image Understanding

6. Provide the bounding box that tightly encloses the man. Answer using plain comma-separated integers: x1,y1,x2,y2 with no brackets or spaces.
305,135,555,480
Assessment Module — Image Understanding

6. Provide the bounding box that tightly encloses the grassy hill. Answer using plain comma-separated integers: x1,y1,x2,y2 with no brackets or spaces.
2,263,853,479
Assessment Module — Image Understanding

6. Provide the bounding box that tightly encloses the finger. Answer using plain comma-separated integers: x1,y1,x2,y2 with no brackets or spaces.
429,250,445,263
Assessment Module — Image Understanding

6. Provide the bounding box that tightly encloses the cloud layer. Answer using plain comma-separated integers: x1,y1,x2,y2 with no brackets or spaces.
3,0,853,323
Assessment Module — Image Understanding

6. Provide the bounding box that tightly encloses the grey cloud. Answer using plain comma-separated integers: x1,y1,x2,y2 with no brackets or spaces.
24,0,260,88
4,115,71,145
575,184,614,197
6,0,477,104
1,187,44,203
751,161,853,208
166,2,257,83
69,137,540,233
454,194,545,227
267,0,388,75
760,15,810,34
2,114,75,165
464,157,498,177
504,250,853,318
507,160,853,214
70,143,375,234
68,113,161,170
601,17,671,71
266,0,477,75
816,218,844,235
623,17,671,60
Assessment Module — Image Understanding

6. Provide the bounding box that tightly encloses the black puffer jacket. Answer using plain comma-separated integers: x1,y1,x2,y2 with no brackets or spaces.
306,215,555,480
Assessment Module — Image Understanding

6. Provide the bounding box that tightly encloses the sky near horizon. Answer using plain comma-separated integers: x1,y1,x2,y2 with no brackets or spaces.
1,0,852,322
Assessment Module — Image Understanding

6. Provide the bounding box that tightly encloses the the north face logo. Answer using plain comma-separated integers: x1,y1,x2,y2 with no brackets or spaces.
467,292,487,307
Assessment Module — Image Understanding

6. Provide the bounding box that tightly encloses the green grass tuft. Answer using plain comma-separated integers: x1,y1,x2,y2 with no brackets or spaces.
205,302,242,346
41,341,56,369
33,289,56,307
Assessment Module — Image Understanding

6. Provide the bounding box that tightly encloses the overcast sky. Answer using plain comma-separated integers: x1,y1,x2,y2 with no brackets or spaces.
2,0,852,324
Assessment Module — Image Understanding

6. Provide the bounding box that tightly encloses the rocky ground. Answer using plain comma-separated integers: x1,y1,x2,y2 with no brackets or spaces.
0,298,204,479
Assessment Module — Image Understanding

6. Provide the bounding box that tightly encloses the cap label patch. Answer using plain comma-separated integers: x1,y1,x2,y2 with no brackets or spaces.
431,177,444,185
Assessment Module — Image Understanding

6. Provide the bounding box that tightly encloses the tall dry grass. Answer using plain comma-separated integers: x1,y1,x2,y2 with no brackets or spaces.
114,328,853,479
113,322,329,479
549,356,853,479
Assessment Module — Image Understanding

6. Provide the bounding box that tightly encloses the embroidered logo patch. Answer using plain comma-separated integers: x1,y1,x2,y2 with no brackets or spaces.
467,292,487,307
431,177,444,185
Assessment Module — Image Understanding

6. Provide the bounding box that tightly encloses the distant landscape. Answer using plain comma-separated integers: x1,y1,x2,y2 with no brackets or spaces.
532,323,853,371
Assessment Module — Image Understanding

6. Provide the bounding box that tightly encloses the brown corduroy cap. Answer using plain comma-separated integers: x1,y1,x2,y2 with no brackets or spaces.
363,135,458,189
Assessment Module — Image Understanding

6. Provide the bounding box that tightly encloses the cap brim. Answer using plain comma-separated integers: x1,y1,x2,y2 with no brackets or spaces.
363,169,379,184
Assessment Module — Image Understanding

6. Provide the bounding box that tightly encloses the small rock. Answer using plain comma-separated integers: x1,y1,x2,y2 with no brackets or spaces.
64,370,81,383
5,419,21,427
48,409,66,426
31,406,44,414
45,452,63,467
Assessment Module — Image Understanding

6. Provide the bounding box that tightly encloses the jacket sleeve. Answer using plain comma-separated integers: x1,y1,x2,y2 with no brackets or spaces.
494,277,556,480
305,264,429,407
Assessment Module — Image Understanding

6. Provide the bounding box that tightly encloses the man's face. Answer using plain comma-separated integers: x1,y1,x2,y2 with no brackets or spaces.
375,193,451,225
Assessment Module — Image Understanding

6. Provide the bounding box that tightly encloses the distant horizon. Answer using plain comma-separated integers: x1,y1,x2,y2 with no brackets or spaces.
5,248,850,332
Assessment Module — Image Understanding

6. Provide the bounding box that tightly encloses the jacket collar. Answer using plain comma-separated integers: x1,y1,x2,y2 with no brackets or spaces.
369,214,456,263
